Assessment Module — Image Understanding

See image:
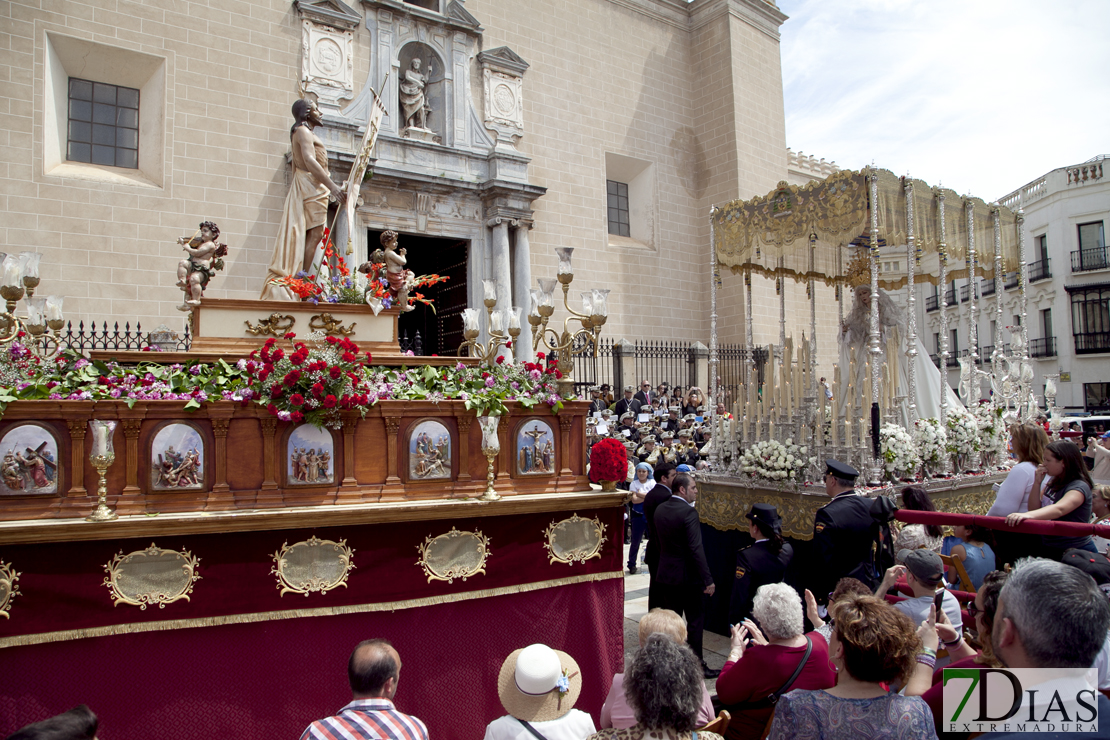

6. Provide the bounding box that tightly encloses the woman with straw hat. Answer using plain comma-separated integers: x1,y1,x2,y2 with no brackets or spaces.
484,644,595,740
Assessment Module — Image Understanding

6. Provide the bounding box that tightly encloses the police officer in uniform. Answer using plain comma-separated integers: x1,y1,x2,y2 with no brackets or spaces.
728,503,794,625
808,459,878,604
588,386,607,414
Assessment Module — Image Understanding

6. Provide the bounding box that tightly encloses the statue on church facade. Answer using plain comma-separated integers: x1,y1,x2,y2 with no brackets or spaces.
399,57,431,130
176,221,228,309
262,98,347,301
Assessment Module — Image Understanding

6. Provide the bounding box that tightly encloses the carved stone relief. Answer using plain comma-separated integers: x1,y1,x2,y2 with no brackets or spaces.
302,20,355,111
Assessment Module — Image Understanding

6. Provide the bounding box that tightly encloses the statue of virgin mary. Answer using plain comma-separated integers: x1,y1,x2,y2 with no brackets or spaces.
837,283,963,425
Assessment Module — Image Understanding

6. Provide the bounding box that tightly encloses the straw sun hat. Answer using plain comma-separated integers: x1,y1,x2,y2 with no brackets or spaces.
496,644,582,722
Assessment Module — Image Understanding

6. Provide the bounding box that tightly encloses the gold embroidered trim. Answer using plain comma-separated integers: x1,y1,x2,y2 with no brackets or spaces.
0,570,623,649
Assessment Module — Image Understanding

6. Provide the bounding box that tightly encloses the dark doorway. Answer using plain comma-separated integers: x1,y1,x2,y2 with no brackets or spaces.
368,230,468,356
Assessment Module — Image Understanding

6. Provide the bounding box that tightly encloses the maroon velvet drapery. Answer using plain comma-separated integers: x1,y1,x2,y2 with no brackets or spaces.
0,506,626,740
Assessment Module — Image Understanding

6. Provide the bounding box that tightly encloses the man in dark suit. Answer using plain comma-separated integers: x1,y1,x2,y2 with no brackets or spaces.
653,471,717,677
808,459,878,604
644,462,677,611
614,385,641,418
633,380,653,407
587,386,607,414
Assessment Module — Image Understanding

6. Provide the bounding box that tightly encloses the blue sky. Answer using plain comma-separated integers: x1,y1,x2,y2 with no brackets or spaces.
777,0,1110,200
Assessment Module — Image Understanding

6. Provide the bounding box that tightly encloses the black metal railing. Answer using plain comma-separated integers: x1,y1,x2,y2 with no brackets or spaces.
57,320,191,353
570,335,614,396
1005,272,1020,289
1029,337,1057,358
960,284,975,303
1071,247,1110,273
925,294,939,312
716,344,753,408
944,287,956,305
1074,332,1110,355
1028,259,1052,282
980,279,995,296
628,340,699,394
931,352,959,368
398,330,424,356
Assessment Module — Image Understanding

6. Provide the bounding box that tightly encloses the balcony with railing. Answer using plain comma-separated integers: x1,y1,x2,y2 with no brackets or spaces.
925,294,939,312
980,279,995,296
1029,337,1057,358
929,353,959,369
1072,247,1109,273
1005,272,1019,289
945,287,956,305
1074,332,1110,355
1028,259,1051,282
960,284,972,303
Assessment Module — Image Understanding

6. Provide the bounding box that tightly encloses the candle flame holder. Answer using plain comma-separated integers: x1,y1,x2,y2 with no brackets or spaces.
86,419,118,522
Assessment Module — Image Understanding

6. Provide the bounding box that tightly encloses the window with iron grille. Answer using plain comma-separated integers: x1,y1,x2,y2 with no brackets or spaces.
606,180,630,237
67,78,139,169
1070,285,1110,354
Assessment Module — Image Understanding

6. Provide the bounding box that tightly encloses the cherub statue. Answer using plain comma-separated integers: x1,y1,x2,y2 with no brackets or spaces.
359,230,415,312
177,221,228,309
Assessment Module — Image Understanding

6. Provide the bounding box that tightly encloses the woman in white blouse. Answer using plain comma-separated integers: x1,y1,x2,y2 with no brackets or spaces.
987,422,1049,566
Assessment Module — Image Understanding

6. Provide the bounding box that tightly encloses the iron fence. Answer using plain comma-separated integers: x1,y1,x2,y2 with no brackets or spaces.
570,335,614,396
56,320,191,353
398,330,424,356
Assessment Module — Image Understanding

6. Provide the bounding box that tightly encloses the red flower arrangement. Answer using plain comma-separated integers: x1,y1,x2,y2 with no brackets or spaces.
589,437,628,484
243,333,374,428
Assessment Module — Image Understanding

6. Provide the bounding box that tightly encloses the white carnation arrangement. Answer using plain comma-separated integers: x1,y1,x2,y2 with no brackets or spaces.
971,402,1008,466
913,417,948,467
880,423,921,479
738,438,816,482
946,409,981,458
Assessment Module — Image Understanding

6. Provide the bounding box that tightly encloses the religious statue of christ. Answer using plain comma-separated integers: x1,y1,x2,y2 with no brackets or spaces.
261,99,347,301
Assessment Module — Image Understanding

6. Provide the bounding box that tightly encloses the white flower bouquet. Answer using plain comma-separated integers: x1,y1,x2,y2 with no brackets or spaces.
880,423,921,479
946,409,981,458
971,402,1008,468
912,417,948,468
738,438,816,482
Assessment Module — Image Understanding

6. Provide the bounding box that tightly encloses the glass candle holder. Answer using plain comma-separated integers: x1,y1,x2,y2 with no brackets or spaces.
591,289,610,320
45,295,64,327
536,278,557,314
490,309,505,335
580,292,593,316
478,415,501,501
483,279,498,306
507,306,522,331
1,255,23,293
86,419,118,522
20,252,41,294
555,248,574,282
461,308,481,339
26,296,46,334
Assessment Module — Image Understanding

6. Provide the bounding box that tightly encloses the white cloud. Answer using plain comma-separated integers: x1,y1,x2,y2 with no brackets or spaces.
778,0,1110,200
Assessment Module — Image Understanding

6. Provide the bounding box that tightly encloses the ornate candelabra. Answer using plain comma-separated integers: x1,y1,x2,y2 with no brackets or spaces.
0,253,66,359
1044,373,1060,440
459,280,521,365
478,415,501,501
86,419,118,522
528,248,609,400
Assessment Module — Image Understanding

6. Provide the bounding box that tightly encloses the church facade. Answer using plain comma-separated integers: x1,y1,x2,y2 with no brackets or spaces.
1,0,831,360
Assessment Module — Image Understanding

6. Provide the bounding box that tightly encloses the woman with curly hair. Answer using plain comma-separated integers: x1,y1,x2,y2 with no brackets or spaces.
767,594,936,740
590,633,723,740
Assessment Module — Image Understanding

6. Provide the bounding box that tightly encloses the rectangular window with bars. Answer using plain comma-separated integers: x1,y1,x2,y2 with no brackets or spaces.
606,180,630,237
67,78,139,169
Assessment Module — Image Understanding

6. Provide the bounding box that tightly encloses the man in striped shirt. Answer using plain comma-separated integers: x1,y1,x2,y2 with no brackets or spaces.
300,639,429,740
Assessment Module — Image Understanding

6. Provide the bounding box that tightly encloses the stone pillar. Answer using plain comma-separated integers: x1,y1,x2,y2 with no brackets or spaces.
691,341,709,394
612,339,636,394
488,218,512,314
512,220,533,363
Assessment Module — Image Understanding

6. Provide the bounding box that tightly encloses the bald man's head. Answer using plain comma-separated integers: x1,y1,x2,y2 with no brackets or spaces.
348,639,401,699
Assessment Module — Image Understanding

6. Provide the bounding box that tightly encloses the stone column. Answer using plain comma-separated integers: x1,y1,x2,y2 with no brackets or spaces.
512,220,533,363
691,341,709,393
488,218,512,314
612,339,636,394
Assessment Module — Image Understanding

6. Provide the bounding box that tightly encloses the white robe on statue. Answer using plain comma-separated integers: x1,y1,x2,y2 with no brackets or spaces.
837,287,963,425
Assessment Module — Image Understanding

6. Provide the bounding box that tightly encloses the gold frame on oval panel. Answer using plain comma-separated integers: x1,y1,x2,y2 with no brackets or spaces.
102,543,201,609
415,527,491,584
271,535,356,597
0,559,20,619
544,513,608,565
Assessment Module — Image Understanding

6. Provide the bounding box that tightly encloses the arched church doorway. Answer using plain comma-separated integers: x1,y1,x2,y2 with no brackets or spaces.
368,230,467,357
